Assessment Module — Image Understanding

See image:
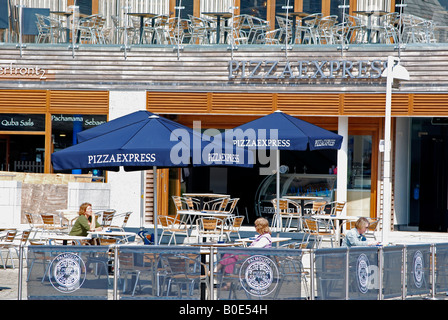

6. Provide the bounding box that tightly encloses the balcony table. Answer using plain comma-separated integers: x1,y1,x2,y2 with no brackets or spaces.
353,10,389,43
126,12,160,44
278,12,310,44
201,12,233,44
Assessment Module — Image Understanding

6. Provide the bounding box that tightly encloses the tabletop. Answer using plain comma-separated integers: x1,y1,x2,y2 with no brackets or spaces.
89,230,136,237
126,12,159,18
45,234,91,241
188,241,243,247
201,12,233,18
353,10,389,17
278,12,310,18
43,234,91,245
311,214,359,220
236,237,292,245
283,195,324,200
177,210,231,217
183,193,230,198
50,11,73,16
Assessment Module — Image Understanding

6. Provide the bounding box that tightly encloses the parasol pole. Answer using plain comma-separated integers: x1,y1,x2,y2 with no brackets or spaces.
276,149,281,232
153,166,158,245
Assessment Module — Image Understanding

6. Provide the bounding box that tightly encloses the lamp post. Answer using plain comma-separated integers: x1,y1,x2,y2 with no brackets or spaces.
381,56,410,243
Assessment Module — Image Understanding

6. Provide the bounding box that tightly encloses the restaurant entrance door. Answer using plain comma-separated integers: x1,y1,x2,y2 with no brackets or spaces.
0,135,9,171
418,135,448,231
410,118,448,232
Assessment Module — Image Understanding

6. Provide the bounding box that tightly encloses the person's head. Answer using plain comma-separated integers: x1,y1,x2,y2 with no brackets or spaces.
254,217,271,235
355,217,370,235
79,202,93,217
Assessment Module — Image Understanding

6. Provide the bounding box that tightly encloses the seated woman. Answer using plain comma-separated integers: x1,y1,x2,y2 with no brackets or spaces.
69,202,102,237
249,217,272,248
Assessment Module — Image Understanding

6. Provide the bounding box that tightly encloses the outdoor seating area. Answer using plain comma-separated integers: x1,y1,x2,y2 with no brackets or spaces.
1,6,446,46
2,199,448,301
161,194,244,245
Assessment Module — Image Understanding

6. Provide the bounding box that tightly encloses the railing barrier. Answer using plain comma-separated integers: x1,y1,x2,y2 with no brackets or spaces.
19,243,448,300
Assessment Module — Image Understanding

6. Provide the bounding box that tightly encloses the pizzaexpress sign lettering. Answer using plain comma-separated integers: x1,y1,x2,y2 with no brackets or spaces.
228,59,384,80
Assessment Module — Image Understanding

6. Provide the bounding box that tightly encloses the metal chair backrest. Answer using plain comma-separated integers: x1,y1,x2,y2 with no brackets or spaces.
303,218,319,233
331,202,346,216
122,211,132,227
25,212,35,226
311,201,327,214
101,210,116,227
226,198,239,214
184,197,199,211
232,216,244,229
3,229,17,242
272,199,300,215
20,230,31,245
40,214,57,226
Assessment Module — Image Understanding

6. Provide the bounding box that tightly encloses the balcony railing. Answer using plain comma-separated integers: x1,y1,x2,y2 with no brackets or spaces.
2,5,448,50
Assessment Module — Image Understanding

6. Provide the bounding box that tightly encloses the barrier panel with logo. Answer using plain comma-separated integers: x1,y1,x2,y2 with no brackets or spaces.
213,247,305,300
348,247,379,300
27,245,111,300
406,244,431,297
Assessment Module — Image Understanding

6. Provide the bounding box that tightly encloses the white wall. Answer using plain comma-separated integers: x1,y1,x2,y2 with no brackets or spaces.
108,90,147,228
0,181,22,228
337,116,348,215
394,117,410,226
67,182,111,211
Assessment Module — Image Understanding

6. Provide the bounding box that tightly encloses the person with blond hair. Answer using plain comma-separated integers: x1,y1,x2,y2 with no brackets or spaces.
69,202,102,237
250,217,272,248
341,217,371,247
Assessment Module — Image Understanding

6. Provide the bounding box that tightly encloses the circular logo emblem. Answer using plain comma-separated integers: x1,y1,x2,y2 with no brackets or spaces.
413,250,424,288
239,255,279,297
356,254,370,294
49,252,86,293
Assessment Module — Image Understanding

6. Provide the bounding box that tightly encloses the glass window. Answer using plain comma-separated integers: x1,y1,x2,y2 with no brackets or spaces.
177,0,194,19
240,0,268,19
0,135,45,172
52,114,107,151
347,135,372,216
330,0,345,22
303,0,322,14
52,114,107,175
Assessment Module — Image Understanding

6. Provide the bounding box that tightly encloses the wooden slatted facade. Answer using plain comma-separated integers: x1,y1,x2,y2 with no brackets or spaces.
147,91,448,117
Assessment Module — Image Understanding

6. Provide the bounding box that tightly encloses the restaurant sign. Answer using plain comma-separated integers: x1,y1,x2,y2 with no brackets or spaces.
0,114,45,131
0,63,50,80
228,59,384,80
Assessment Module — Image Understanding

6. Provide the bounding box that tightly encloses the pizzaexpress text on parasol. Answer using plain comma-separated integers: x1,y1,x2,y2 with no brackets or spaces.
88,153,156,165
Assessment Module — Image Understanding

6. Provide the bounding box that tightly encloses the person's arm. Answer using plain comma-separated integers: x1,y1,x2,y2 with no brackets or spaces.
345,229,367,247
90,213,102,231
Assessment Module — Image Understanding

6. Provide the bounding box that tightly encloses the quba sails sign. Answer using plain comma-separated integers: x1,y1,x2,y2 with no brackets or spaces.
228,59,385,80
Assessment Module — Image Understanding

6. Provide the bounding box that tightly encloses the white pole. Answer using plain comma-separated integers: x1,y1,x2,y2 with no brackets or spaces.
337,117,348,207
276,149,281,232
382,55,394,244
153,166,158,245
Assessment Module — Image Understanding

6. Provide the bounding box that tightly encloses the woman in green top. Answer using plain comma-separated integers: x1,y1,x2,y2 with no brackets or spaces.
69,202,102,237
